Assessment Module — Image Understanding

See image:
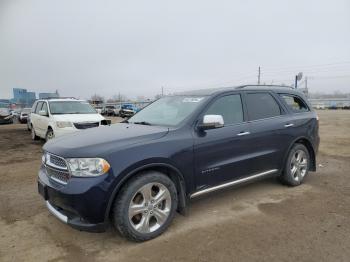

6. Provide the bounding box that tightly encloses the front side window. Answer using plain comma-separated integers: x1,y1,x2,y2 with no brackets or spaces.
246,93,281,121
204,94,243,125
280,94,309,113
49,101,97,114
128,96,208,126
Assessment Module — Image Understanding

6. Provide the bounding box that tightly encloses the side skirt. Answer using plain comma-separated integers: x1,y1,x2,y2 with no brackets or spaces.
190,169,278,199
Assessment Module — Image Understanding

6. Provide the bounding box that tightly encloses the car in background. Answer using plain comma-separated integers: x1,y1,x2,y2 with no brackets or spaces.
119,104,138,118
19,108,31,123
0,108,13,124
30,98,108,141
104,105,121,116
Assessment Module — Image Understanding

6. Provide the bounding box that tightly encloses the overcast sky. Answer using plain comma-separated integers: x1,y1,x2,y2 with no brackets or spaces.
1,0,350,100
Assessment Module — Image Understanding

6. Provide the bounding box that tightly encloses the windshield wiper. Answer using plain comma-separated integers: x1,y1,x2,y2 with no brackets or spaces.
133,121,152,126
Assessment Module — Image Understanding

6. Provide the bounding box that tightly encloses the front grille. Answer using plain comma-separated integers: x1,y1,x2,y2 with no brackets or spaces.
45,153,70,184
74,122,99,129
46,166,70,184
48,154,67,169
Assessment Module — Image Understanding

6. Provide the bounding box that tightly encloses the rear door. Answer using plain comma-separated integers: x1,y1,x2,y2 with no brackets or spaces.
36,102,49,135
193,93,253,189
243,91,294,173
31,101,43,135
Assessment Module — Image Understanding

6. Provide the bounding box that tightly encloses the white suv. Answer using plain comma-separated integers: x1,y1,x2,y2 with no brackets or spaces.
30,98,106,141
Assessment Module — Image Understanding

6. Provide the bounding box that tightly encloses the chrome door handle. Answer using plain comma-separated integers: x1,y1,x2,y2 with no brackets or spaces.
237,131,250,136
284,123,294,128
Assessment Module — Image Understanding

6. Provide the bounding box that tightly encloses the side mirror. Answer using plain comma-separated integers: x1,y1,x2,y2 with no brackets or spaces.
198,115,224,130
39,110,48,116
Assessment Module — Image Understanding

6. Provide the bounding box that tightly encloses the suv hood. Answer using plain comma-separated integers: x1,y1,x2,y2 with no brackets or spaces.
44,123,169,158
52,113,104,123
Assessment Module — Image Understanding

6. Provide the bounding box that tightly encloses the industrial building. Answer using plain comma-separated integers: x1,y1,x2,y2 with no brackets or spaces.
12,88,36,107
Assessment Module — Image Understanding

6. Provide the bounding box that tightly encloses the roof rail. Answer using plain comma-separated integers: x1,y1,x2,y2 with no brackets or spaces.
45,97,78,100
236,84,295,89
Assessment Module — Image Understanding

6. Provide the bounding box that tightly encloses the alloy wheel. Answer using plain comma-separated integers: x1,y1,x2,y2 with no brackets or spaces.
46,130,55,140
128,182,171,233
290,150,308,181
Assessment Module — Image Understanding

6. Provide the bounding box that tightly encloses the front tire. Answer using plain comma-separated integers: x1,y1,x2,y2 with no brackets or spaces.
280,143,310,186
113,171,178,242
45,128,55,141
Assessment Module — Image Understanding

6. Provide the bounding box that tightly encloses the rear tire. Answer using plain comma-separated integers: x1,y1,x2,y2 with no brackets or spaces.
112,171,178,242
280,143,310,186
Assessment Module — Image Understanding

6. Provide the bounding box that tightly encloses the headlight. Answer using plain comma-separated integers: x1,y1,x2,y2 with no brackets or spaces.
67,158,110,177
56,121,72,128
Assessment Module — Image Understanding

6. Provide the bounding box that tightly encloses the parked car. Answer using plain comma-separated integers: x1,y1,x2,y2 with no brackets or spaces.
38,85,319,241
119,104,138,118
93,105,103,114
30,98,107,141
104,105,120,116
19,108,31,123
0,108,13,124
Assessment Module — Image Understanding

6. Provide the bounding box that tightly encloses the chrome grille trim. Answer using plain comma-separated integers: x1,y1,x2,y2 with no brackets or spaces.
44,153,70,184
46,153,68,170
45,165,70,185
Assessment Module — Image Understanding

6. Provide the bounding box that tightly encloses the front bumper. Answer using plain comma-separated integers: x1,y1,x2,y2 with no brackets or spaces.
38,166,112,232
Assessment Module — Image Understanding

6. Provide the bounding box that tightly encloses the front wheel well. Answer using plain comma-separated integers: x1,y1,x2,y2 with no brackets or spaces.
108,164,188,221
294,138,316,171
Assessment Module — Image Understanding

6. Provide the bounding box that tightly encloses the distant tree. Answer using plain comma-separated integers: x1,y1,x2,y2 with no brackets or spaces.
105,94,129,103
90,94,104,103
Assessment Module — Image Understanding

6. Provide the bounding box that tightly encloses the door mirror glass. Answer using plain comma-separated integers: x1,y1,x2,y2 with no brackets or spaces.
199,115,224,130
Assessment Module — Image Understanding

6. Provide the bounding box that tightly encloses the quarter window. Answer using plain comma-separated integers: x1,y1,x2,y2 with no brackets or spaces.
35,102,43,114
280,94,309,113
246,93,281,121
204,94,243,125
41,102,48,115
31,101,37,113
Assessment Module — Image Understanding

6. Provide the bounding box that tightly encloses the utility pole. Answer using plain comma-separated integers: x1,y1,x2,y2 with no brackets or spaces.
295,75,298,89
161,86,164,96
305,77,308,89
258,66,261,85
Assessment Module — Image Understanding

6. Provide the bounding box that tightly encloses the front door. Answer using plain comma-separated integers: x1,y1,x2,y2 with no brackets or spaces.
193,93,252,189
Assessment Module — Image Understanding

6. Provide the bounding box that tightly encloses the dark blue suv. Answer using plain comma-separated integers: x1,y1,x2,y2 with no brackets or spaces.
38,85,319,241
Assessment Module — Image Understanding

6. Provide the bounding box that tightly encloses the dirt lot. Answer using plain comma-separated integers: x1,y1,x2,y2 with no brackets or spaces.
0,111,350,262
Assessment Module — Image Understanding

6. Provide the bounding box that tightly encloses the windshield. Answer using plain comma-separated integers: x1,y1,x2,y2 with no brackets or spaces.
49,101,97,114
128,96,207,126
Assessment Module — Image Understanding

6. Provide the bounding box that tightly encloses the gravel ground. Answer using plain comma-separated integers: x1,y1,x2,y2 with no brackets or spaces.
0,111,349,262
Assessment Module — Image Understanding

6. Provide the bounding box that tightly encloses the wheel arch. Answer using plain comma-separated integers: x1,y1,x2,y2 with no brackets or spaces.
105,162,188,223
284,137,316,172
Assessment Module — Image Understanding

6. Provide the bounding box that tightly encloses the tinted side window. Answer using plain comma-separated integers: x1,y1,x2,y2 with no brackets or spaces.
246,93,281,121
35,102,43,114
205,94,243,125
280,94,309,113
